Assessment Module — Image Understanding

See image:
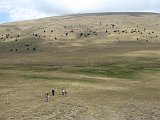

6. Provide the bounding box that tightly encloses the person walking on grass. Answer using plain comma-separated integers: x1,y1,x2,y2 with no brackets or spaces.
62,89,65,96
46,93,49,102
62,89,67,97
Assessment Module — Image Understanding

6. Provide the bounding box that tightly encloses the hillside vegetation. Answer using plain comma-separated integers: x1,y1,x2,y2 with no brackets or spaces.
0,12,160,120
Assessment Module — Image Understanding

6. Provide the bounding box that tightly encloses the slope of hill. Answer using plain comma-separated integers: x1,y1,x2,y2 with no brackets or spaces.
0,12,160,120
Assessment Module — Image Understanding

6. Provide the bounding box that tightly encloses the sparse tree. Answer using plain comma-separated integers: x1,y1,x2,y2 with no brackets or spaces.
80,33,83,37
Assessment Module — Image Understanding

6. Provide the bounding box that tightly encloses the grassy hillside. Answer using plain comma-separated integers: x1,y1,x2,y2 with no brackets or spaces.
0,12,160,120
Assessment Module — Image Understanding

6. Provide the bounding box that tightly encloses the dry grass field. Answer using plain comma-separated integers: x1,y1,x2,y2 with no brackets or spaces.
0,12,160,120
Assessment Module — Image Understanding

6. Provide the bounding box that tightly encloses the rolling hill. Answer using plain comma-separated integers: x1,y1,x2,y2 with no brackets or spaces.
0,12,160,120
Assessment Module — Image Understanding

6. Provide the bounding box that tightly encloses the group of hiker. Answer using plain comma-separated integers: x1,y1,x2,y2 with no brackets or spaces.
45,89,67,102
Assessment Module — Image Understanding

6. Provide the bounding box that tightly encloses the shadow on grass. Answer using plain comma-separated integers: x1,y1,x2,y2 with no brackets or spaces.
22,75,102,84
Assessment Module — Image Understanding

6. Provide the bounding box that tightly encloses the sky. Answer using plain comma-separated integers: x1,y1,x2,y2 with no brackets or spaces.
0,0,160,23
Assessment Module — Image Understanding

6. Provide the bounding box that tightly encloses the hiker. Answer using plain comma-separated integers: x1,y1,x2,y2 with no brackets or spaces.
52,89,55,96
46,93,49,102
64,91,67,97
62,89,65,96
62,89,67,97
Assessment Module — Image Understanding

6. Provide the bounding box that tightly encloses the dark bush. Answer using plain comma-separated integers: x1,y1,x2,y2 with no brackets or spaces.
80,33,83,37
